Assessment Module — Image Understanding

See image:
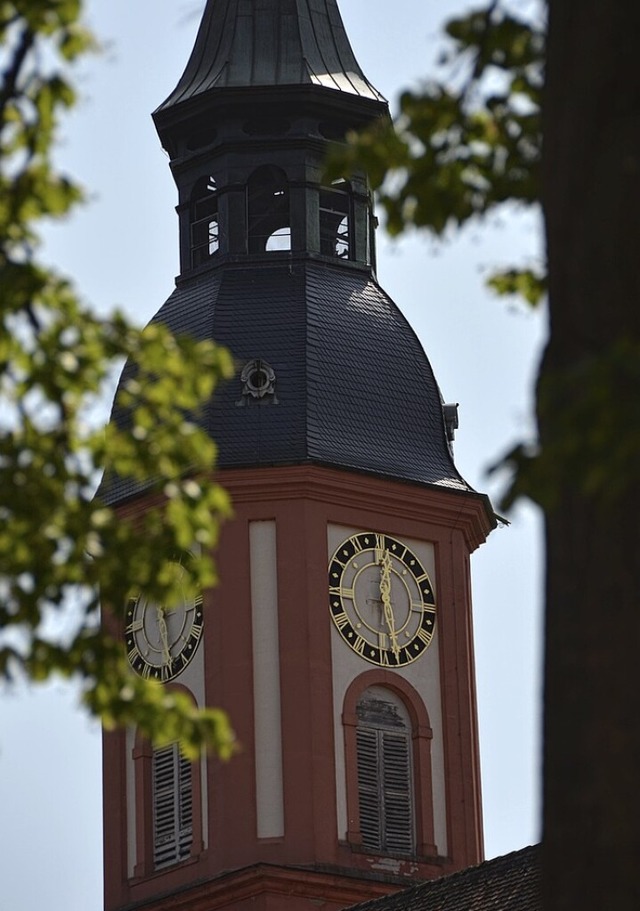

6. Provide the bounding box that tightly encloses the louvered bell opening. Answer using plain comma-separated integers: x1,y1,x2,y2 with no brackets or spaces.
152,744,194,869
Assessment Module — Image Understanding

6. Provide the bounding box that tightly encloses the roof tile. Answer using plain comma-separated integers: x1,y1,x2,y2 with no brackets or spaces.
347,846,541,911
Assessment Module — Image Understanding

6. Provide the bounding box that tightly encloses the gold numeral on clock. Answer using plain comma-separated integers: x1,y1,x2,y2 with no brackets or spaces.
353,636,367,656
330,585,354,600
333,611,350,631
417,627,432,645
128,645,142,665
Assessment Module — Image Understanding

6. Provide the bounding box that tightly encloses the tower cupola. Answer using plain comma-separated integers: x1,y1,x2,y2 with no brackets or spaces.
105,0,488,508
152,0,387,276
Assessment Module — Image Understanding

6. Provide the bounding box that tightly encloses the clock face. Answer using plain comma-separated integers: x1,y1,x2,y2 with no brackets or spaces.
125,565,204,682
328,532,436,667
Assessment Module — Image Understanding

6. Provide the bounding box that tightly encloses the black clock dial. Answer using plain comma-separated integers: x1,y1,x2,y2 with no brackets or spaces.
124,565,204,681
329,532,436,667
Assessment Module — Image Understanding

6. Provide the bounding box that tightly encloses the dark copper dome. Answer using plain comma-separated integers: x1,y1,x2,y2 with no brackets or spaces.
155,0,385,111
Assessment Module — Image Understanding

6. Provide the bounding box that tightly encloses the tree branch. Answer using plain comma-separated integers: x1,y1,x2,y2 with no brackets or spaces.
0,25,35,127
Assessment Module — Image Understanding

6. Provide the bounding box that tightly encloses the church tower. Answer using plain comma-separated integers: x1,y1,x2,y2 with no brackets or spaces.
102,2,495,910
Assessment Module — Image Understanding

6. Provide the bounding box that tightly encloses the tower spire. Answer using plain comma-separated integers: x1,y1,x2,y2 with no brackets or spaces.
156,0,385,112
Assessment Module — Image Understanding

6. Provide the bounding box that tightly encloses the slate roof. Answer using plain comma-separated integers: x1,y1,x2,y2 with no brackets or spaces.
156,0,385,111
105,260,477,506
346,846,541,911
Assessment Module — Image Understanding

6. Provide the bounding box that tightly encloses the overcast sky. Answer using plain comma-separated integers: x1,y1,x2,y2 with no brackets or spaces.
0,2,545,909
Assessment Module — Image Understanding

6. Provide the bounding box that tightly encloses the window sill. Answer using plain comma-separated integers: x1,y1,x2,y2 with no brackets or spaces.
130,848,205,885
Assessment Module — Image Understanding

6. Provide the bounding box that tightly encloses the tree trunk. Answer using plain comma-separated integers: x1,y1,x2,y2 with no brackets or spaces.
542,2,640,908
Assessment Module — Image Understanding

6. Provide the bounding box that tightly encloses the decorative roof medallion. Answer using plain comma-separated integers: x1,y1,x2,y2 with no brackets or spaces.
237,358,278,406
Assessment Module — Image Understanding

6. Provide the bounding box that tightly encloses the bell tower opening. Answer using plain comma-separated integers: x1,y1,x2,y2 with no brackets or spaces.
190,175,219,266
320,180,353,259
247,165,291,253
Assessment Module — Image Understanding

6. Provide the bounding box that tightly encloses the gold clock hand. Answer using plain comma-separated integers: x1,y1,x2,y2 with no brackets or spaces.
379,551,401,657
156,606,171,666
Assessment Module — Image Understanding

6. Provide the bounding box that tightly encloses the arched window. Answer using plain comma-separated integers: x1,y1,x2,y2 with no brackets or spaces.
152,742,193,869
191,175,219,266
343,671,437,858
320,180,352,259
247,166,291,253
356,686,414,854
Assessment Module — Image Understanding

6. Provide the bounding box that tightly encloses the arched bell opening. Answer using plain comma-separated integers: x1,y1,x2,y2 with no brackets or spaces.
247,165,292,254
190,175,220,267
320,179,352,260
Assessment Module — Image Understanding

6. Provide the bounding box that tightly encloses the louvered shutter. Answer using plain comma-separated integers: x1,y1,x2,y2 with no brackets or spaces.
381,731,413,853
357,727,382,850
177,751,193,859
152,744,193,869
